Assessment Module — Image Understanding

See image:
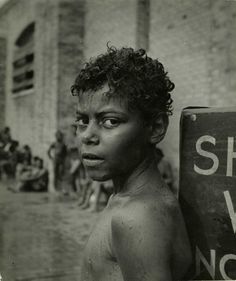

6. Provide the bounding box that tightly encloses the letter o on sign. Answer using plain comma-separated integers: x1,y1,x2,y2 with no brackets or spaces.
219,254,236,280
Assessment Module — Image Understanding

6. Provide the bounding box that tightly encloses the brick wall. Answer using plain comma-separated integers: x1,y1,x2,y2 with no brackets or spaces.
57,0,85,135
0,37,6,130
0,0,59,161
136,0,150,50
208,0,236,107
34,0,59,159
1,0,38,150
148,0,236,175
84,0,137,59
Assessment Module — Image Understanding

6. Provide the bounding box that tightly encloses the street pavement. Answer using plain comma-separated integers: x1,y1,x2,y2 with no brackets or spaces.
0,180,98,281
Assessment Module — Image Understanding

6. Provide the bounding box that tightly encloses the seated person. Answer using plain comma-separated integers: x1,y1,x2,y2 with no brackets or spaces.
27,157,48,191
0,140,20,179
0,127,12,147
15,145,32,177
10,156,48,192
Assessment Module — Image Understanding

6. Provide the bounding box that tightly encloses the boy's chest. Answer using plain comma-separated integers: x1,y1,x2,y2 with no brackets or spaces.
81,210,123,281
84,211,114,265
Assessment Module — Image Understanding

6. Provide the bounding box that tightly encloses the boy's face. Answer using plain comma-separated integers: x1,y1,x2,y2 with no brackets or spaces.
76,84,151,181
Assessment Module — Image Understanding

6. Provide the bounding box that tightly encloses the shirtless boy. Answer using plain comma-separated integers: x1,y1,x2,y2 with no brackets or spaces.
71,46,192,281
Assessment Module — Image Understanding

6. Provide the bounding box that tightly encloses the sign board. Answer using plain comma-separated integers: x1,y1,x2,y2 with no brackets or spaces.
179,107,236,280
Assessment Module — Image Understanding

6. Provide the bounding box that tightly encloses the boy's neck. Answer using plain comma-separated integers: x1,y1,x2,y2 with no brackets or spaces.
112,154,160,195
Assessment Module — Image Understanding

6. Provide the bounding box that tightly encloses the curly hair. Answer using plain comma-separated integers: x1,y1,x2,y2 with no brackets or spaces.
71,46,175,119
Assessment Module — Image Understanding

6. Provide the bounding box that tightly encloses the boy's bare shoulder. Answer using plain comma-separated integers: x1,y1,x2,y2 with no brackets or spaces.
110,189,186,280
111,188,180,239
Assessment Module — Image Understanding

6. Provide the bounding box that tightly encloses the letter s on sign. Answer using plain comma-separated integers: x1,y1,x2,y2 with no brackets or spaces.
194,135,219,176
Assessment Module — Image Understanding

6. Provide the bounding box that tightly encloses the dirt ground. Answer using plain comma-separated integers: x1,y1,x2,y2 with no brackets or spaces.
0,179,99,281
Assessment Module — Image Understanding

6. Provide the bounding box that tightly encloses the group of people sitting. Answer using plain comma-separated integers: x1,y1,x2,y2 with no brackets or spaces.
0,125,175,211
0,126,113,212
0,127,48,192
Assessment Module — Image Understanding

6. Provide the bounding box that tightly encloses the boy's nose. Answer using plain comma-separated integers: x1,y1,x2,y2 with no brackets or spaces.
81,122,99,145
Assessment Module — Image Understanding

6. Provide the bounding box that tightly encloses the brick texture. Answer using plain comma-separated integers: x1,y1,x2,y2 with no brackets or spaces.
0,0,86,163
84,0,136,59
149,0,236,177
0,37,6,130
0,0,38,153
57,0,85,135
33,0,60,159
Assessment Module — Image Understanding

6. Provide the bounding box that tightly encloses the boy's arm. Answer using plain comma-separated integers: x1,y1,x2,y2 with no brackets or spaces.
111,203,173,281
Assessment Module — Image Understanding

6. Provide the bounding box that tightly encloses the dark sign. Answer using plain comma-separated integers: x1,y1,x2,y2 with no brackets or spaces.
179,107,236,280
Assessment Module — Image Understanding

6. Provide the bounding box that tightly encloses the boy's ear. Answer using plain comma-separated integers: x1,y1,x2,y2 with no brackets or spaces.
149,113,169,145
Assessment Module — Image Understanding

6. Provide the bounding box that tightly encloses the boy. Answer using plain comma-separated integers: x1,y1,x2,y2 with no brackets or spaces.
71,46,192,281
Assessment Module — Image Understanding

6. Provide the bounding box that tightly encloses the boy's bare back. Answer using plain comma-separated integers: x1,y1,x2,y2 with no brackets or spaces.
81,182,191,281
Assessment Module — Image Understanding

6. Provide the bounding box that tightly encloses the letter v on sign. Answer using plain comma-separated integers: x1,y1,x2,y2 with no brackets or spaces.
223,190,236,234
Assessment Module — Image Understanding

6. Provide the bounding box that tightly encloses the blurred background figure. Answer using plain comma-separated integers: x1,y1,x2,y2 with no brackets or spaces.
47,130,67,191
0,127,12,164
63,147,81,196
0,140,20,179
61,125,80,196
8,156,48,192
77,163,93,208
155,147,175,195
19,145,32,166
66,124,78,151
0,127,12,147
0,127,20,179
78,178,113,212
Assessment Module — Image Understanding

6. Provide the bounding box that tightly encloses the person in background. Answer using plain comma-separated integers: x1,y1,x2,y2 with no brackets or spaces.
0,128,11,179
88,180,114,212
28,157,48,191
0,140,20,179
15,145,32,178
9,156,48,192
0,127,12,147
0,127,12,161
48,130,67,191
63,147,81,196
20,145,32,165
155,147,175,194
62,125,80,196
66,124,78,151
77,164,93,208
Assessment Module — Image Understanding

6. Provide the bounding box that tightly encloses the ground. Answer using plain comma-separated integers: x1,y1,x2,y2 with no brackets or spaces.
0,179,99,281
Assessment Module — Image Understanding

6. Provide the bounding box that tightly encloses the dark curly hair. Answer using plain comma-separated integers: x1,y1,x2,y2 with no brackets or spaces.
71,46,175,119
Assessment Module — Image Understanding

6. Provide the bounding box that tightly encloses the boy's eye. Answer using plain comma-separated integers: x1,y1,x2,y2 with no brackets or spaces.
102,118,121,129
76,116,89,128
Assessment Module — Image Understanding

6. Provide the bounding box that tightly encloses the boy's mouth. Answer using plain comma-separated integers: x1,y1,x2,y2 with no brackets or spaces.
82,153,104,167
